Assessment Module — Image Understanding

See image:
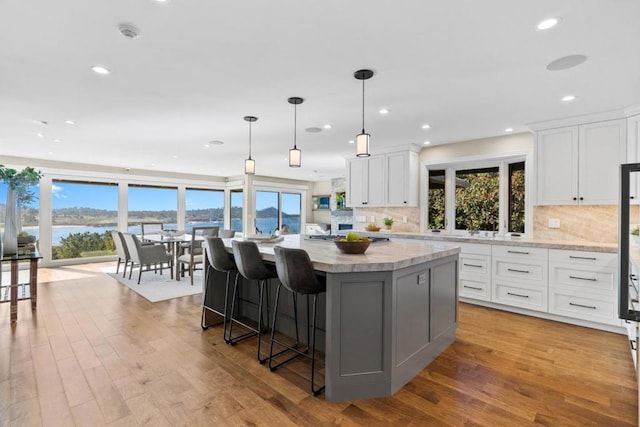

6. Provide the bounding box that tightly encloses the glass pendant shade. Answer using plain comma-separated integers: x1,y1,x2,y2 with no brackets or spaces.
244,157,255,174
356,132,371,157
289,147,301,167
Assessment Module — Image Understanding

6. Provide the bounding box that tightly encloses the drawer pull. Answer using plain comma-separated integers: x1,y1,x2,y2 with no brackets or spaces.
507,268,530,274
507,250,530,255
463,263,483,268
569,255,597,261
507,292,529,298
463,285,483,291
569,275,597,282
631,340,637,351
569,302,597,310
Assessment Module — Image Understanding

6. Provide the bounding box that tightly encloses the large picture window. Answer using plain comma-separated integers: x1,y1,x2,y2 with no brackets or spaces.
455,167,500,231
51,180,117,260
185,188,224,232
427,169,446,230
230,189,243,233
127,185,177,233
255,190,302,234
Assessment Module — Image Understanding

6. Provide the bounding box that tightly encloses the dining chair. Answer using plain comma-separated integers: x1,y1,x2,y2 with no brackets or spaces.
110,230,130,278
121,233,173,284
177,226,219,285
141,222,164,241
219,229,236,238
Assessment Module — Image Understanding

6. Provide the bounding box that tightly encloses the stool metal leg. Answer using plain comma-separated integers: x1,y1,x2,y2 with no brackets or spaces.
268,284,303,371
310,293,325,396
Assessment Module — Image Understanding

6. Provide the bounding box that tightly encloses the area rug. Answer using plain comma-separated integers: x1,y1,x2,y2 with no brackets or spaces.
105,269,203,303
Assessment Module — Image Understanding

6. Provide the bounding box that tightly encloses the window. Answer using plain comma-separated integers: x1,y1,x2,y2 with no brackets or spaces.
185,188,224,232
230,189,243,233
427,169,446,229
508,161,525,233
255,190,302,234
51,180,117,260
128,185,177,233
455,167,499,231
426,159,527,235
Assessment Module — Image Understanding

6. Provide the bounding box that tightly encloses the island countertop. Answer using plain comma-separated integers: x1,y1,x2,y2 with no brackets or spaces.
227,235,460,274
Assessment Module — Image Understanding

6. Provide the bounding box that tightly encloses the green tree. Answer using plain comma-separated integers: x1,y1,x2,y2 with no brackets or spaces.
53,231,115,259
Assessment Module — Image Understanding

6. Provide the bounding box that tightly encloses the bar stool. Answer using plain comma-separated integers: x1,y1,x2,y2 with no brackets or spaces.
201,237,238,334
229,240,278,363
270,246,326,396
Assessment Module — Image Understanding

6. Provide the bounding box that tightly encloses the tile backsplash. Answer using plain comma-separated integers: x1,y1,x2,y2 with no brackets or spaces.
533,205,636,243
352,207,421,233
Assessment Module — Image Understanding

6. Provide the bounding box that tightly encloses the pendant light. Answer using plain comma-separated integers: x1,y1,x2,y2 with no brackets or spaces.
288,96,303,167
354,69,374,157
244,116,257,174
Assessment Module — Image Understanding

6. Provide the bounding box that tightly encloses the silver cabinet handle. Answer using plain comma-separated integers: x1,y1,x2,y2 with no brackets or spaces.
507,268,530,274
463,263,483,268
569,255,597,260
507,292,529,298
463,285,483,291
507,250,529,255
569,302,596,310
569,275,597,282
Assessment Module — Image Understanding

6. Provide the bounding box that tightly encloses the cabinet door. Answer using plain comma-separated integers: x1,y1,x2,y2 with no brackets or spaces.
366,155,385,206
386,152,419,207
579,119,626,204
346,158,365,206
536,127,579,205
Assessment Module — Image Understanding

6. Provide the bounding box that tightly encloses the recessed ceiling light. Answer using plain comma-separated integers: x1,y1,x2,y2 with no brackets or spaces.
53,139,61,143
91,65,111,75
172,155,178,159
504,127,514,132
423,141,431,145
379,108,390,114
421,124,431,129
37,133,44,138
562,95,576,102
348,140,355,144
64,120,76,125
47,151,53,155
537,18,559,30
323,124,332,129
204,143,210,148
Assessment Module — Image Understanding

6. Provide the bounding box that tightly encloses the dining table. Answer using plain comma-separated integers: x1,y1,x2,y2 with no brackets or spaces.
142,232,204,280
1,250,41,322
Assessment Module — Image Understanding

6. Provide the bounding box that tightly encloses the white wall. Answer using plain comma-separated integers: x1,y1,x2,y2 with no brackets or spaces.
420,132,534,164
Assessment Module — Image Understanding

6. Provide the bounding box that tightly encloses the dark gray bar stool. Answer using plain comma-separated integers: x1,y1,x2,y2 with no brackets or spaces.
201,237,238,335
230,240,278,363
270,246,326,396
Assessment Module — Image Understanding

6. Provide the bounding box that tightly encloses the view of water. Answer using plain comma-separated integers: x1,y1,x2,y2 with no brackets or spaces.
26,217,299,246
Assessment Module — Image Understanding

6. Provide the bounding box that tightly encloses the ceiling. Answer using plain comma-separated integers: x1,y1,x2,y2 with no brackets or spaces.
1,0,639,182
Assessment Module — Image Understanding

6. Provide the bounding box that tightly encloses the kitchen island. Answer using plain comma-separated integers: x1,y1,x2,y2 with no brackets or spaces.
202,235,460,402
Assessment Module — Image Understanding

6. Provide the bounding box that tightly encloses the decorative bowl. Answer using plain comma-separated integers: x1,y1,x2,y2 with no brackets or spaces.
365,224,381,232
333,238,371,254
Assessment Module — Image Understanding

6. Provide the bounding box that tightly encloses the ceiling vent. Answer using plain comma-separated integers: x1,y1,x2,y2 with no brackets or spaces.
118,23,140,40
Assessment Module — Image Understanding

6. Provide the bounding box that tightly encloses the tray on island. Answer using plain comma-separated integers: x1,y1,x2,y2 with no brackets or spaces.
246,235,284,243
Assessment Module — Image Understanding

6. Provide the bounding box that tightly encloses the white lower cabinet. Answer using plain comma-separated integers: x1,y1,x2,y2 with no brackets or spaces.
458,243,491,302
548,249,618,326
491,245,548,312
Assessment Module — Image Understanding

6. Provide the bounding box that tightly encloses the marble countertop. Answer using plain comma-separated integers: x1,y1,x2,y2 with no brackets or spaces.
224,235,460,274
343,231,618,253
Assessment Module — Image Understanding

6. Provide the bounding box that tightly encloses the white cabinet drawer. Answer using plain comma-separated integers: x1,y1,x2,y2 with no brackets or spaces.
460,254,490,276
457,243,491,256
492,245,548,261
493,283,546,312
549,249,616,268
459,278,490,301
549,266,616,293
494,259,546,283
549,290,617,325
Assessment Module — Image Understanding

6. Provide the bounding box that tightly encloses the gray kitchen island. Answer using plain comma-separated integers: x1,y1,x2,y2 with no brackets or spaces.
202,235,460,401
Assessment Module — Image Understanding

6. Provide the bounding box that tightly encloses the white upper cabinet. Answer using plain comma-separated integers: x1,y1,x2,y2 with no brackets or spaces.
536,118,626,205
346,155,385,207
385,151,419,206
347,150,419,207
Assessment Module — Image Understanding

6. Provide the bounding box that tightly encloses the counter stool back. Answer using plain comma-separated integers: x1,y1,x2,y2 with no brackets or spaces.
230,240,278,363
271,245,326,396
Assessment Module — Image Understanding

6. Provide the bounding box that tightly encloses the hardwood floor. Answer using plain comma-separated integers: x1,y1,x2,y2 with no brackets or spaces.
1,262,637,426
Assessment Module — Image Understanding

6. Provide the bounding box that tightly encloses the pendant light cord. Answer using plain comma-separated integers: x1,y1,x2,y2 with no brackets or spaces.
361,77,366,133
248,120,252,159
293,103,298,149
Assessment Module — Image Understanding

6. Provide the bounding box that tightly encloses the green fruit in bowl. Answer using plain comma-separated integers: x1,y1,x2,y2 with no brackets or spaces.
345,232,368,242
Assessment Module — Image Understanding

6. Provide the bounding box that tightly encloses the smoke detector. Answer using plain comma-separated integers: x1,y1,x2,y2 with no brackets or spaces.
118,23,140,39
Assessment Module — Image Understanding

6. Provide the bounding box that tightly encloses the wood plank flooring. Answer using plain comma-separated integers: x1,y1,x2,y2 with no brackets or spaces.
1,262,637,426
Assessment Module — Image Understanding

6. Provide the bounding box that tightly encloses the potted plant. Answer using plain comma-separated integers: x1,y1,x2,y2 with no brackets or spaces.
0,165,43,255
383,217,394,230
